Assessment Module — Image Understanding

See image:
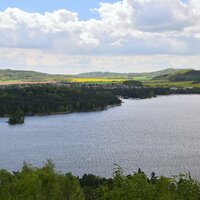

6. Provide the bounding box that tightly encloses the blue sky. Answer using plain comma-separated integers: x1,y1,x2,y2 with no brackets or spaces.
0,0,189,20
0,0,118,20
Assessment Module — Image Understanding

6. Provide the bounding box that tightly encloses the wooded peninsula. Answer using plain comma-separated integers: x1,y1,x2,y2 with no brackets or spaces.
1,80,200,124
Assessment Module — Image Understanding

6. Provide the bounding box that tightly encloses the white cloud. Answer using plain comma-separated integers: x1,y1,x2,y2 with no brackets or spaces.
0,48,199,74
0,0,200,72
131,0,194,32
190,0,200,14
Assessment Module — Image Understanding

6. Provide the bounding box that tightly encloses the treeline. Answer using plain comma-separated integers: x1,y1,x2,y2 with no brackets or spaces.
1,84,200,124
112,88,156,99
0,162,200,200
111,87,200,99
0,85,121,117
151,87,200,95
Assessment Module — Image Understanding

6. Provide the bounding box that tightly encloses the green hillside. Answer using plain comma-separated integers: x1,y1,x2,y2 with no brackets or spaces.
0,68,198,83
77,68,180,78
0,69,72,82
153,69,200,82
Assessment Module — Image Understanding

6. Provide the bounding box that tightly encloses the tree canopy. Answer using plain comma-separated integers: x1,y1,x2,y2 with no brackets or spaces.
0,162,200,200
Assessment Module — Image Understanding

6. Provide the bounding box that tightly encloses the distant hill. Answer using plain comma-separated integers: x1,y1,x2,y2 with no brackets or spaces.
76,72,129,78
153,69,200,82
0,69,72,82
77,68,180,78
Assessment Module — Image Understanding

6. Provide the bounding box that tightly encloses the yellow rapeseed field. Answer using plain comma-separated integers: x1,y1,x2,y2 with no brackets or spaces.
70,78,127,83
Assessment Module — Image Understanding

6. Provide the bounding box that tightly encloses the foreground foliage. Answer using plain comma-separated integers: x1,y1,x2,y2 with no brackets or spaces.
1,162,200,200
0,161,84,200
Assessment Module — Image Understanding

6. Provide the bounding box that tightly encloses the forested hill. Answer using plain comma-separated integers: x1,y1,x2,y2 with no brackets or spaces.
153,69,200,82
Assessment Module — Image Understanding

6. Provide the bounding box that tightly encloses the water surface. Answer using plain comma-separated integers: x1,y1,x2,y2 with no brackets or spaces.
1,95,200,177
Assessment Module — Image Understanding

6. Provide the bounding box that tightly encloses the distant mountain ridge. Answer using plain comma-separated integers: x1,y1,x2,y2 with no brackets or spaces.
76,68,181,78
0,68,198,82
0,69,71,82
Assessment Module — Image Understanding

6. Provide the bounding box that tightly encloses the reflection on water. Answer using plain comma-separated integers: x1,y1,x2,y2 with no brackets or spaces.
1,95,200,177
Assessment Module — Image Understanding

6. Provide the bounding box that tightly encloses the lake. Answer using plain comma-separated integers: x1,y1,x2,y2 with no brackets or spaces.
1,95,200,178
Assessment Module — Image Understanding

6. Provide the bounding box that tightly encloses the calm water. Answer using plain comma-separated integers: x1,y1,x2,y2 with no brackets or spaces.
1,95,200,178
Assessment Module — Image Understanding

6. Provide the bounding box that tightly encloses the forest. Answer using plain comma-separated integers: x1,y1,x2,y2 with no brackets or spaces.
0,161,199,200
1,83,200,124
110,86,200,99
0,85,121,124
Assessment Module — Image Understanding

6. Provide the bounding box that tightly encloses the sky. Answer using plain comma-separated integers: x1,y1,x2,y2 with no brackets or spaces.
0,0,118,19
0,0,200,74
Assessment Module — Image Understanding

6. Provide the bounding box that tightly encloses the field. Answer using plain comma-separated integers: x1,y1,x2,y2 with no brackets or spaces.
70,77,200,88
2,68,200,88
69,75,152,83
1,75,200,89
0,81,56,86
69,77,131,83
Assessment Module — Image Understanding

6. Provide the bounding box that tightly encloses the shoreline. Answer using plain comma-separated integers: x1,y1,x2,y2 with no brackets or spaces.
1,103,122,121
2,93,200,120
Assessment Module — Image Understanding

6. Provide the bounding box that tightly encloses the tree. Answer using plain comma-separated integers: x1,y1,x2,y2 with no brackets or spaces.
123,80,143,88
8,109,25,125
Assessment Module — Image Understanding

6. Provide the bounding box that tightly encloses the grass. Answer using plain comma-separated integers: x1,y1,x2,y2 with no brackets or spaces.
131,76,151,81
0,80,56,85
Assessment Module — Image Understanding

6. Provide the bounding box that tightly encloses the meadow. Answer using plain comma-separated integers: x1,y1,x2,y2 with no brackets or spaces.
69,77,200,88
1,73,200,89
69,77,131,83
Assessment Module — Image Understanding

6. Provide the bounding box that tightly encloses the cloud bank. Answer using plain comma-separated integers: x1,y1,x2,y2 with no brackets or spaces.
0,0,200,73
